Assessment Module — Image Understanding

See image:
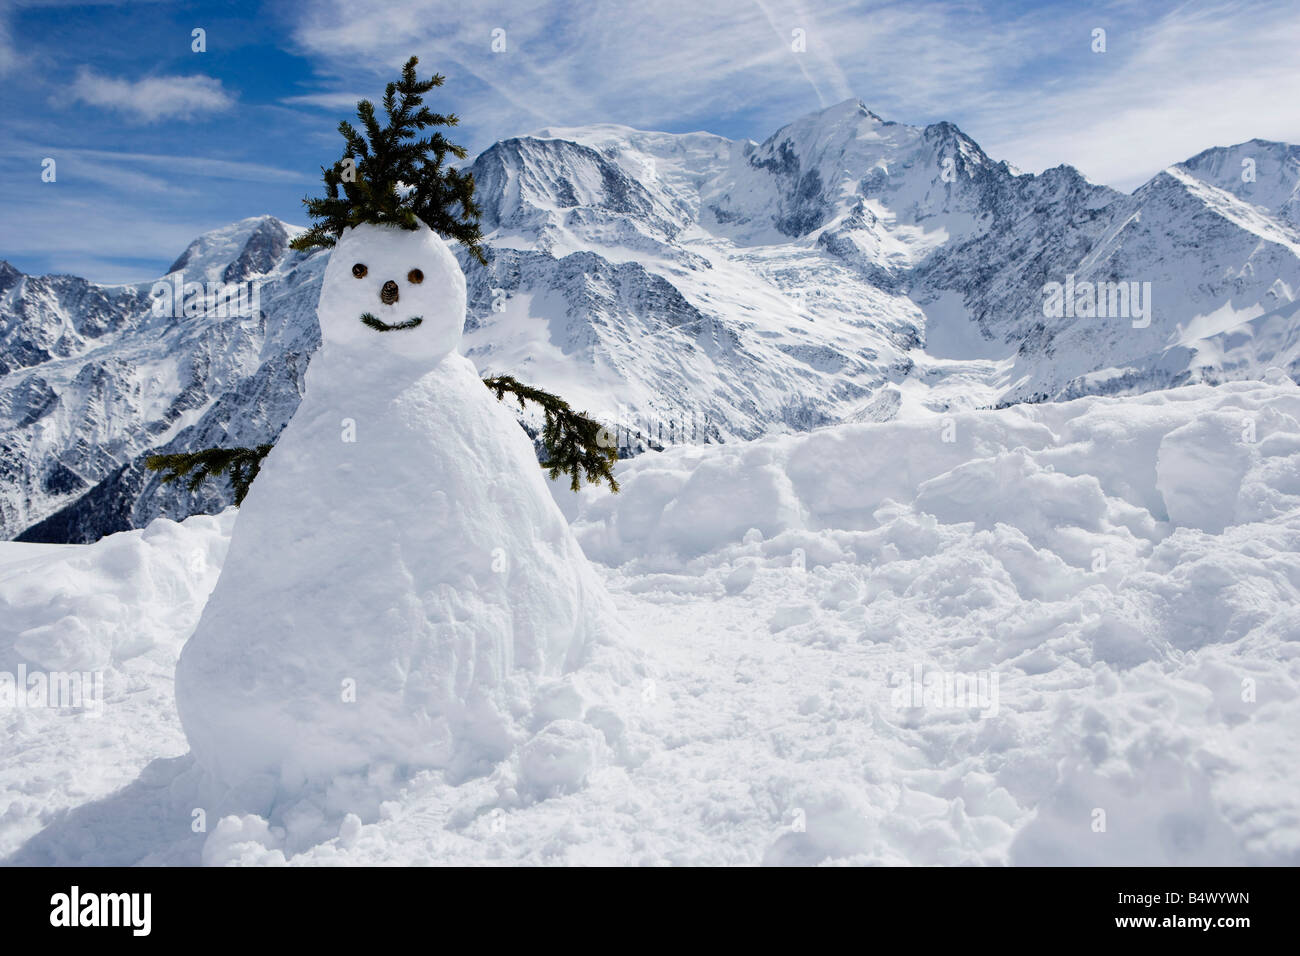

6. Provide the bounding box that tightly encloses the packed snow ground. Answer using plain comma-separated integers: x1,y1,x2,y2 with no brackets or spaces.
2,379,1299,865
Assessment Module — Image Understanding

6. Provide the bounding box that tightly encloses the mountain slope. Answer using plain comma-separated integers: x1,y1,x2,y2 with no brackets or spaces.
3,101,1299,542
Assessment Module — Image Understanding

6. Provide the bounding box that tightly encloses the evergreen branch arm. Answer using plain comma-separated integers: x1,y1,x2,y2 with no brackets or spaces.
145,444,274,506
481,376,620,493
143,378,618,507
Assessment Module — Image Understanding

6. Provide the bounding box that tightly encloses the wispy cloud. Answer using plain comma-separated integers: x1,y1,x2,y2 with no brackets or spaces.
969,0,1300,189
280,0,1068,168
4,0,1297,282
285,0,883,145
1,143,309,193
61,147,308,183
284,0,1300,190
0,11,17,76
2,194,235,282
68,66,236,122
280,91,367,110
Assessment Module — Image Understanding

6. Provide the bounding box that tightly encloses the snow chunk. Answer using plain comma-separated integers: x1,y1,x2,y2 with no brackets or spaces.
518,720,604,799
1155,413,1255,533
0,512,232,672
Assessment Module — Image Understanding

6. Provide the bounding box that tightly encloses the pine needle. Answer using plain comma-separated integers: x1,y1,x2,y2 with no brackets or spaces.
482,375,620,493
145,444,274,506
288,55,486,264
145,379,619,506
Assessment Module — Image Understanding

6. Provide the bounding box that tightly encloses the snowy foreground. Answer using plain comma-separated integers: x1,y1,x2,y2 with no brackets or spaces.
3,379,1299,865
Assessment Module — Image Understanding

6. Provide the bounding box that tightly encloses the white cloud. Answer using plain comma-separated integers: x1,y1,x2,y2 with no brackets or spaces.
0,11,18,76
2,195,229,283
285,0,874,142
968,1,1300,190
63,147,308,183
282,0,1300,189
68,67,235,122
282,0,1065,155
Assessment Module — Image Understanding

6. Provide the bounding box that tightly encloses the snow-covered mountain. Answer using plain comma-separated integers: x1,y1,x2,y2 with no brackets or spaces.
4,101,1300,542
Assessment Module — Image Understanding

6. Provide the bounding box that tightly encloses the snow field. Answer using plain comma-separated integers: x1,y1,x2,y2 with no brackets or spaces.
2,379,1298,864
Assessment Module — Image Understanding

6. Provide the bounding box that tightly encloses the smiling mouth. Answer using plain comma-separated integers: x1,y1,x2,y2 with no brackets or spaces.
360,313,423,332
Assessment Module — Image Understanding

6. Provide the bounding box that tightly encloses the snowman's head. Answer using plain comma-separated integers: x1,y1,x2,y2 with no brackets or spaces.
318,222,466,363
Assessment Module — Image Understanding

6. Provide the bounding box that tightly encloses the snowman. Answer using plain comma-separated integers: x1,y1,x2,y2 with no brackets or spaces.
174,60,628,799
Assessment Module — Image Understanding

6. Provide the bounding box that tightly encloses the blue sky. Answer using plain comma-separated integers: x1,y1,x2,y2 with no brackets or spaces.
3,0,1299,282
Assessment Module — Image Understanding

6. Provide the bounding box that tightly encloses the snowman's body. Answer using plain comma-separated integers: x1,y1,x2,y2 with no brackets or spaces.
175,224,622,792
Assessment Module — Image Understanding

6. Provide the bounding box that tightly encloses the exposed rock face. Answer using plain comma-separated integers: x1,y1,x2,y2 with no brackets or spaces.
4,103,1299,542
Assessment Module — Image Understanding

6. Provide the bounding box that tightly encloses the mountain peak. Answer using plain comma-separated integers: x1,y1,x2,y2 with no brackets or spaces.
1171,139,1300,227
166,216,300,280
816,97,887,124
765,98,894,144
6,105,1300,547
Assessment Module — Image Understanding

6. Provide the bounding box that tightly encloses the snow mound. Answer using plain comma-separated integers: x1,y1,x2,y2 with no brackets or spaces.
0,511,233,859
0,512,232,673
571,380,1300,564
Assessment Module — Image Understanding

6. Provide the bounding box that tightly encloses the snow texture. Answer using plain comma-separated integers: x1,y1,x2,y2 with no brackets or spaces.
2,377,1297,865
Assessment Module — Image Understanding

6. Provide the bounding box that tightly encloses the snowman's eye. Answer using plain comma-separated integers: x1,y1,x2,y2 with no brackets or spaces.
352,263,368,279
407,268,424,284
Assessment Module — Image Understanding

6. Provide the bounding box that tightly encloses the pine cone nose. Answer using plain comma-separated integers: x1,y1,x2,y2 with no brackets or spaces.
380,281,399,305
